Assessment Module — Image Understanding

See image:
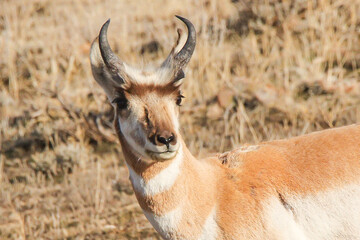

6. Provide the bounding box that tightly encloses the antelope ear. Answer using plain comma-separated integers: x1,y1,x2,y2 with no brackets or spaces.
90,37,124,102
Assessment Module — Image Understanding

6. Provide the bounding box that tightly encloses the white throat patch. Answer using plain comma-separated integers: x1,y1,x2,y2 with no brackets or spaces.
198,206,218,240
143,204,183,240
126,146,183,197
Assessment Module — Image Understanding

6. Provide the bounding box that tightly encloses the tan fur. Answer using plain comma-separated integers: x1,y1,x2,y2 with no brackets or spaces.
116,110,360,239
90,19,360,239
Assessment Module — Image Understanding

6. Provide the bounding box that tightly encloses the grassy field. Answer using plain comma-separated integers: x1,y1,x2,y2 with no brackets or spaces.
1,0,359,239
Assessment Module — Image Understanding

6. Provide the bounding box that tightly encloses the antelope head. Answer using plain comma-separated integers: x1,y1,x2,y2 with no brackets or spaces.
90,16,196,162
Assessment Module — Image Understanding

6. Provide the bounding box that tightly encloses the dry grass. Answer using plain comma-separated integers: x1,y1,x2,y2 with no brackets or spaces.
0,0,359,239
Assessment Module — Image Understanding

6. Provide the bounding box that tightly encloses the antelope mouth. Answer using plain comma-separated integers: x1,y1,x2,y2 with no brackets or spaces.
145,149,178,161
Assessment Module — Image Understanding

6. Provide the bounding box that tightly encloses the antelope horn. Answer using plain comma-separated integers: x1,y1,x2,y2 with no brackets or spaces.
162,16,196,71
98,19,124,75
173,15,196,67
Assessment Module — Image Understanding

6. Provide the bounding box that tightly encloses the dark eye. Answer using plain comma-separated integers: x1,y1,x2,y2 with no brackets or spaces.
112,97,128,110
176,94,184,106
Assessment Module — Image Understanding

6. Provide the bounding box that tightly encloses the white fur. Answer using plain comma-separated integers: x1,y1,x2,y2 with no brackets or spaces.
143,205,183,239
289,184,360,240
236,145,259,153
265,184,360,240
265,197,308,240
123,63,174,86
120,23,187,87
127,147,183,197
198,206,218,240
143,131,179,155
119,118,148,156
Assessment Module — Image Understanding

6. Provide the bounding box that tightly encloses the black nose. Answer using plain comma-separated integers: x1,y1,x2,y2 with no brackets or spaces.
156,131,175,147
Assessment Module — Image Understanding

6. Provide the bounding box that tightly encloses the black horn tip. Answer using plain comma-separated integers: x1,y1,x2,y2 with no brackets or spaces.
174,15,195,37
175,15,192,27
100,19,111,36
175,15,184,20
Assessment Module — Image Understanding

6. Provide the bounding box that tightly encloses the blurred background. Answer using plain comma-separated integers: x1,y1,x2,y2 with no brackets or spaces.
0,0,359,239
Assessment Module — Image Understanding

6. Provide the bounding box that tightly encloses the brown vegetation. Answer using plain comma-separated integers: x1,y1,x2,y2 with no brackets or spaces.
1,0,359,239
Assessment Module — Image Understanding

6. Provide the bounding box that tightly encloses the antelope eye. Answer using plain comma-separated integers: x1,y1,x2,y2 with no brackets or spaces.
176,94,184,106
112,97,128,110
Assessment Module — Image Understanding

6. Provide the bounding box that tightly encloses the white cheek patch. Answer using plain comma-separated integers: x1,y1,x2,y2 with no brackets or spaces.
198,206,218,240
118,96,150,156
126,147,183,197
143,204,183,240
119,117,147,156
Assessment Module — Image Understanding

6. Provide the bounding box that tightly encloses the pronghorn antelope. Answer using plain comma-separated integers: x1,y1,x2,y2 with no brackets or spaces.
90,16,360,240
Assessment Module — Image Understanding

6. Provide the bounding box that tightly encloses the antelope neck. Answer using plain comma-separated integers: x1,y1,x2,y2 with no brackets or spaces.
115,118,220,239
